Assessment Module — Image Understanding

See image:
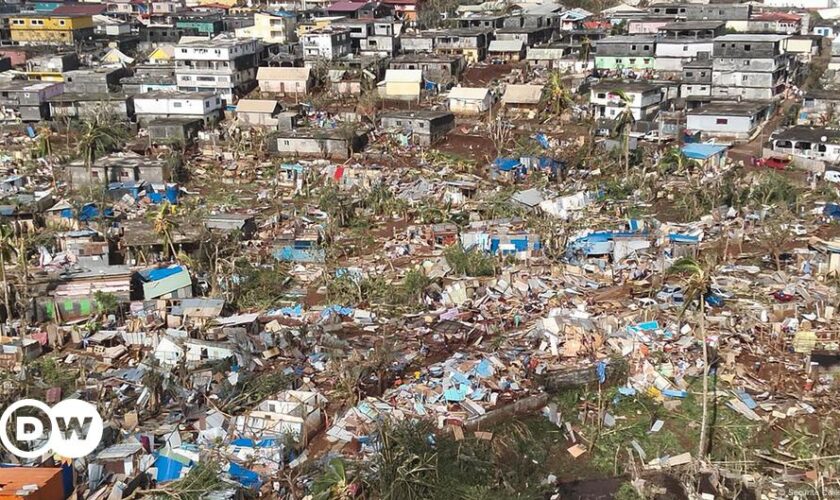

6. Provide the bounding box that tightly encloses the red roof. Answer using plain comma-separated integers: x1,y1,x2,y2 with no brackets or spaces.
327,1,368,12
583,20,610,29
52,3,107,15
753,12,801,22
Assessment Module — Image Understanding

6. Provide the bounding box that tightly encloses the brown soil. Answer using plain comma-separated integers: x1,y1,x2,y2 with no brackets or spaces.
436,133,496,163
461,63,523,86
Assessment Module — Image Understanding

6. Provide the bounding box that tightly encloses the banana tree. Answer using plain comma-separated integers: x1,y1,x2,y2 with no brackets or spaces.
544,71,574,118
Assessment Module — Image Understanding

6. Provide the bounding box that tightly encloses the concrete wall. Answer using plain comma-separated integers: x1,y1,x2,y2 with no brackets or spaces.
686,113,756,139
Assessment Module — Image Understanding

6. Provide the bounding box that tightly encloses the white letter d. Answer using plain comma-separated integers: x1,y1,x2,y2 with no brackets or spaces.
16,417,43,442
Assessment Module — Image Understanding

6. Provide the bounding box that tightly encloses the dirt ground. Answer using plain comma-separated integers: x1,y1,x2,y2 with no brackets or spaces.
435,133,497,162
461,63,524,87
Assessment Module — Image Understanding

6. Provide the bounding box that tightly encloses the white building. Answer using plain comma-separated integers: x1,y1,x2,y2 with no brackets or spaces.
590,81,664,121
301,28,352,62
770,126,840,162
686,101,771,140
235,12,297,44
234,390,327,446
133,91,223,124
174,36,260,104
448,86,493,114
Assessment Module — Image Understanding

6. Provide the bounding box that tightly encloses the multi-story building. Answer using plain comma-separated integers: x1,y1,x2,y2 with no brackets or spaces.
301,28,352,62
8,14,94,45
680,56,712,97
432,28,492,64
234,11,297,44
174,36,260,104
174,12,224,36
589,81,664,121
594,35,656,72
711,34,788,100
654,21,722,73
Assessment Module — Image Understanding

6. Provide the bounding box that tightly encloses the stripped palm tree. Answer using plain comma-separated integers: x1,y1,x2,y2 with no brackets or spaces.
0,225,12,332
612,90,635,175
667,257,713,460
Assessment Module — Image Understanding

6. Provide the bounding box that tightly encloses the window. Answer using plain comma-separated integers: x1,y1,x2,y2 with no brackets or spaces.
744,60,750,66
396,120,402,126
120,170,130,178
629,58,636,64
683,45,688,51
716,118,728,124
643,45,649,50
685,72,694,77
283,140,290,145
92,171,100,179
700,71,707,77
631,44,637,50
744,44,751,51
597,93,606,98
173,102,182,107
205,101,209,108
59,20,65,25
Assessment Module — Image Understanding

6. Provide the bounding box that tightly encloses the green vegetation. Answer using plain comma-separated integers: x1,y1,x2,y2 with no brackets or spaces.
444,244,497,277
326,268,431,310
234,262,291,309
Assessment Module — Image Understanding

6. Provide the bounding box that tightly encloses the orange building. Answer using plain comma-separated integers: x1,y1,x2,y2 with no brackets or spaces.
0,467,65,500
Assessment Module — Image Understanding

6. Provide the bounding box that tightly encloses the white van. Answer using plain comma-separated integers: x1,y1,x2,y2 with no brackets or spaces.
825,170,840,184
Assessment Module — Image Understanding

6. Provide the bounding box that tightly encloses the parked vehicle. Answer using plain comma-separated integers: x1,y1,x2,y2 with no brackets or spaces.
656,285,685,304
751,156,791,170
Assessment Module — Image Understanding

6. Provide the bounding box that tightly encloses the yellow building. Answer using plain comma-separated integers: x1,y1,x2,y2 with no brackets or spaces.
9,14,94,45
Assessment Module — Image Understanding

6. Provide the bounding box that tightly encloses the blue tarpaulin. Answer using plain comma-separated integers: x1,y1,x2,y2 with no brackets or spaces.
146,265,184,282
534,133,550,149
596,361,607,384
321,305,354,317
669,234,700,244
274,246,326,263
228,462,262,489
493,157,521,172
681,143,728,160
155,455,183,482
824,203,840,219
78,203,114,221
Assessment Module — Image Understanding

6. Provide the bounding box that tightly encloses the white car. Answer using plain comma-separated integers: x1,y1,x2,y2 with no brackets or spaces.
825,170,840,184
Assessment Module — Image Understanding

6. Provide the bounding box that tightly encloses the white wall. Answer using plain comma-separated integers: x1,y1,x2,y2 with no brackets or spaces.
135,95,221,115
686,114,756,136
175,40,258,61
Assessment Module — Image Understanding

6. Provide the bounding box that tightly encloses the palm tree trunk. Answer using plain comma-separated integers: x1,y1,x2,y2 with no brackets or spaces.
0,248,8,334
698,298,709,459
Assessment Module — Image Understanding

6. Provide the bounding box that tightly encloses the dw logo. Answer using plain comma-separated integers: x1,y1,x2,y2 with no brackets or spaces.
0,399,104,459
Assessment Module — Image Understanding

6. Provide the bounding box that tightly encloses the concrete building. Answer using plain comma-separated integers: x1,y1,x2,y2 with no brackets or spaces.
711,34,789,100
67,152,172,186
380,110,456,146
48,93,132,120
235,99,296,129
274,128,367,159
680,56,713,97
235,11,297,44
63,67,129,93
389,54,465,83
590,81,664,121
594,35,656,72
686,101,771,140
432,28,492,64
8,13,94,45
799,89,840,125
654,21,722,73
301,28,352,62
770,126,840,162
382,69,422,100
448,86,493,115
174,36,260,104
489,39,525,62
0,80,64,121
134,91,223,124
257,67,312,96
